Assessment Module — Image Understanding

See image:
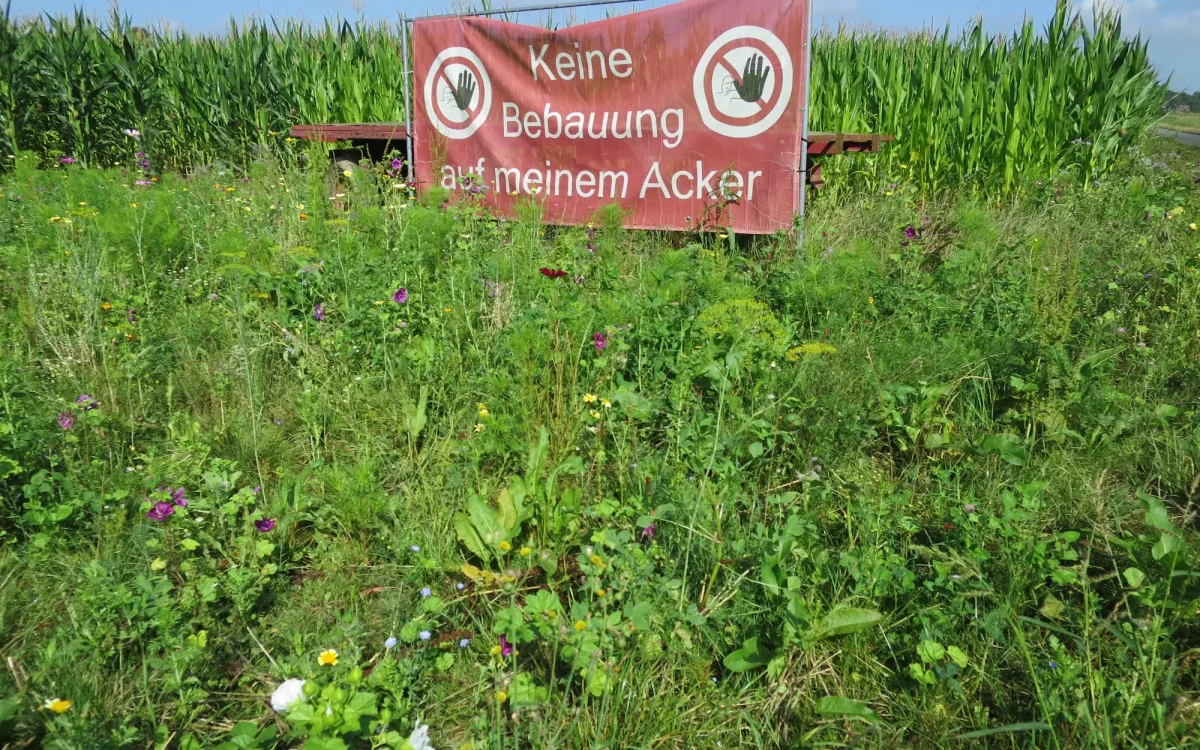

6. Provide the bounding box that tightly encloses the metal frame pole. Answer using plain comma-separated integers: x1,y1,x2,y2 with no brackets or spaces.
401,14,414,181
797,0,813,247
418,0,655,22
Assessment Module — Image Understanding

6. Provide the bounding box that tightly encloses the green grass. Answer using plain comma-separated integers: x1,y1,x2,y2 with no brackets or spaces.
0,137,1198,749
1161,112,1200,136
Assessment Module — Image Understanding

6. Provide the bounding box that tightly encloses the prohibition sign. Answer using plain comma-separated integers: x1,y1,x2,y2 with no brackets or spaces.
693,26,793,138
424,46,492,139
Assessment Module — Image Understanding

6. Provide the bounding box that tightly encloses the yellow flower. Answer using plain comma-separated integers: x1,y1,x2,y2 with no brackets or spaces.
574,620,587,631
101,301,113,310
1189,223,1197,232
496,691,507,702
474,423,484,433
867,297,875,305
318,649,338,666
490,645,502,655
443,306,453,313
129,202,137,208
299,213,308,220
590,410,600,419
374,300,383,306
498,541,512,552
885,191,894,197
285,137,296,143
519,546,532,556
583,393,598,403
601,398,611,409
479,408,489,418
45,698,72,713
78,201,87,206
589,554,604,567
547,610,557,619
596,588,606,597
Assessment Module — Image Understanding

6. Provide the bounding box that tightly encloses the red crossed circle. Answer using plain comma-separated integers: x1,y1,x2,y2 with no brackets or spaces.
702,38,784,129
431,56,487,131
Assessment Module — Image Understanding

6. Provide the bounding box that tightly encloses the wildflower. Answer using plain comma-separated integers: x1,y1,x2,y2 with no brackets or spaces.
479,406,490,417
123,128,141,138
963,503,977,514
255,518,276,533
574,620,587,631
519,546,532,556
1189,223,1197,232
1117,327,1127,334
318,649,338,666
593,332,607,351
44,698,72,713
411,545,421,552
385,637,397,648
420,587,432,598
1048,660,1058,669
642,523,656,540
146,501,174,521
393,287,409,304
459,638,471,648
419,630,431,641
170,486,188,507
589,554,605,567
270,679,307,712
499,540,512,552
313,303,326,321
443,306,453,313
60,157,76,165
407,723,434,750
596,588,606,597
58,412,75,430
456,582,465,590
134,179,151,186
496,691,507,702
76,394,99,410
209,293,218,301
101,301,113,310
903,225,917,240
500,635,513,656
867,297,874,306
127,309,137,323
583,393,598,403
474,423,484,433
590,410,600,419
601,398,612,409
390,158,403,171
539,267,567,279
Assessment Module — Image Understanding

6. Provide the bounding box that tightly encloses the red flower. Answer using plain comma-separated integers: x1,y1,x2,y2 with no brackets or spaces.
539,267,567,279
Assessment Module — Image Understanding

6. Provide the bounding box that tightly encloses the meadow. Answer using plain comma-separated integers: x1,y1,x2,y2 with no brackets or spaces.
0,127,1197,748
1161,114,1200,137
1,3,1199,749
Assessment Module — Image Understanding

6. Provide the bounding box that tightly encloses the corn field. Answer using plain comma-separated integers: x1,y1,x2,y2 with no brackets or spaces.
0,2,1164,190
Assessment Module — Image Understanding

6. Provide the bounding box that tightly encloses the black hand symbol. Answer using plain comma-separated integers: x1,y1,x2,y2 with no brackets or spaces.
452,71,477,111
734,54,771,103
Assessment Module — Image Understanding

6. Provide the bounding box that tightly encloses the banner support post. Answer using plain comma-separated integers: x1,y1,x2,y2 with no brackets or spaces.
797,0,813,249
401,14,414,180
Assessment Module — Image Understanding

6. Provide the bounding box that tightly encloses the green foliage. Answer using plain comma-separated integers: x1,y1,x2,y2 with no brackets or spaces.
0,134,1198,749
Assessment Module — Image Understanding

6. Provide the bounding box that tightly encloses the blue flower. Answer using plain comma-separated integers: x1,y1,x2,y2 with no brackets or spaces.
459,638,470,648
411,545,420,552
1048,660,1058,669
420,587,431,598
455,582,466,590
384,637,397,649
419,630,431,641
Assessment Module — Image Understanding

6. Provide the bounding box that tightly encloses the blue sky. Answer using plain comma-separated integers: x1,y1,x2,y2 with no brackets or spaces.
12,0,1199,91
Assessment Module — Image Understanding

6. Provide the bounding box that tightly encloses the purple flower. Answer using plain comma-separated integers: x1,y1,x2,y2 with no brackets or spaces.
393,288,408,304
170,486,188,507
1048,660,1058,669
1117,327,1127,334
903,225,917,240
127,309,137,323
459,638,471,648
593,332,607,352
255,518,276,532
146,501,174,521
420,587,431,598
499,635,514,657
419,630,431,641
75,393,99,410
390,158,403,171
253,485,261,495
456,582,465,590
134,180,151,187
313,303,325,322
58,412,75,430
59,157,75,165
641,523,656,540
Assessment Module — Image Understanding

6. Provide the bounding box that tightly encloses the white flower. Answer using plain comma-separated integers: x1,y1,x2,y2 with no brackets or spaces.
270,678,307,712
406,722,435,750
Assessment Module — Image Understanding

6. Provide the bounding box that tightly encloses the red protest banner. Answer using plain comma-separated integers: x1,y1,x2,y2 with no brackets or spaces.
412,0,808,234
